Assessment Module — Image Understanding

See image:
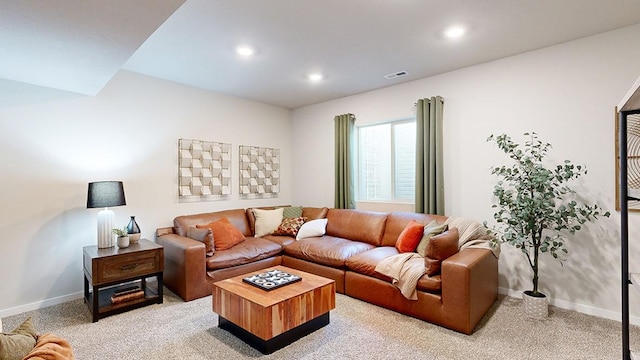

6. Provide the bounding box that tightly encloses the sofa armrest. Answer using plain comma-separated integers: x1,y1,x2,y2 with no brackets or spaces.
156,233,207,301
440,248,498,334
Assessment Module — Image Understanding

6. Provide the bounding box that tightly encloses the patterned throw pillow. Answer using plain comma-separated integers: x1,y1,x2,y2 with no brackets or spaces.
272,217,307,237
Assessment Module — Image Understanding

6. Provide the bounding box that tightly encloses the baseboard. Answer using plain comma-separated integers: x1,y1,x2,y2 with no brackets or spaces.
0,292,84,319
498,287,640,325
2,288,638,326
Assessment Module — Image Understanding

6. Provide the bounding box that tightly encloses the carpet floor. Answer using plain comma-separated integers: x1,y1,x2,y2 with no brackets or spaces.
2,289,636,359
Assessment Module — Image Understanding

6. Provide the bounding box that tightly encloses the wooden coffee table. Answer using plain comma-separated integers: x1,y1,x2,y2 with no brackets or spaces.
212,266,335,354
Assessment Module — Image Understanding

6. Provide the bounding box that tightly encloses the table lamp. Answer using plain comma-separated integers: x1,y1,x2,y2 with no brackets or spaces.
87,181,126,248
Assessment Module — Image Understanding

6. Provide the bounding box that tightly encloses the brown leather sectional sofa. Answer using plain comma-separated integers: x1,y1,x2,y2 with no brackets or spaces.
156,207,498,334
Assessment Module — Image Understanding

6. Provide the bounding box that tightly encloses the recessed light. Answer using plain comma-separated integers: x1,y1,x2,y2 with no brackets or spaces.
236,45,255,57
307,73,324,82
444,25,466,39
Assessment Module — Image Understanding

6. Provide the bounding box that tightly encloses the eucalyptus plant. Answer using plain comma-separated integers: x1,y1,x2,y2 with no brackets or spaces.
112,226,128,237
486,132,609,297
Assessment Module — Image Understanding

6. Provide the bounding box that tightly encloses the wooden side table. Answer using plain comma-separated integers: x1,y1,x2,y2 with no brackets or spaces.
83,239,164,322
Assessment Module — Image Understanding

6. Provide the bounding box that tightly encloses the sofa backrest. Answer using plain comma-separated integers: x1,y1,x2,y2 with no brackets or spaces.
325,209,388,246
380,211,449,247
302,207,329,220
173,209,251,237
245,206,329,235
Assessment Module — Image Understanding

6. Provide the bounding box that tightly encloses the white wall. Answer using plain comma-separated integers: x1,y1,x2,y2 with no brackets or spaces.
292,24,640,322
0,71,292,317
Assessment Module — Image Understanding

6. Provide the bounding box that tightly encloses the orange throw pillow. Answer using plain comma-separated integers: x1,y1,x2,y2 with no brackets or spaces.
395,220,425,253
197,217,245,251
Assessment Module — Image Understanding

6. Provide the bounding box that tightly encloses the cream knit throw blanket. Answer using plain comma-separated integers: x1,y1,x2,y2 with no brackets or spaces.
444,217,500,258
375,217,500,300
374,252,425,300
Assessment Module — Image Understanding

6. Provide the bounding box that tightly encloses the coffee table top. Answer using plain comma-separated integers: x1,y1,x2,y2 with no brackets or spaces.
213,266,334,307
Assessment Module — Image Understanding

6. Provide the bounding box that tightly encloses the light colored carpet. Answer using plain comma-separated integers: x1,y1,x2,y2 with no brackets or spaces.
2,289,635,359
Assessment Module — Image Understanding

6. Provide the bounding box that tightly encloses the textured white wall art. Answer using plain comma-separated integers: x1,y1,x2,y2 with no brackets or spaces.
239,145,280,198
178,138,231,200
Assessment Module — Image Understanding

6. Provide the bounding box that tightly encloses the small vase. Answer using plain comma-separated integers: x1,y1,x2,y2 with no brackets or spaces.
522,290,548,318
117,236,130,248
127,216,141,244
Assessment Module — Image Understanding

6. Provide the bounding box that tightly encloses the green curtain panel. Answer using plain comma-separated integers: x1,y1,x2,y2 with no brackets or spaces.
334,113,356,209
415,96,444,215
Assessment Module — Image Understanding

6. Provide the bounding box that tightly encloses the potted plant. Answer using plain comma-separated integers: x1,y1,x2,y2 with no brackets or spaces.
486,132,609,318
112,226,130,248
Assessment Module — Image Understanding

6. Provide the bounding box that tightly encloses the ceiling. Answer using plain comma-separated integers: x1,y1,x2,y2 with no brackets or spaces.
3,1,640,109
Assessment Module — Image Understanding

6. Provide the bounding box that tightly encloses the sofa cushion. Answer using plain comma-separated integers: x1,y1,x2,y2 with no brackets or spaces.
380,212,448,247
425,228,460,276
197,218,245,251
186,227,215,256
282,206,303,218
174,209,251,237
416,221,448,257
416,274,442,293
345,247,442,293
261,234,296,247
206,237,282,270
325,209,388,246
296,218,328,240
395,220,425,253
302,207,329,220
0,317,37,360
284,235,375,268
253,208,284,237
345,246,398,282
272,217,306,237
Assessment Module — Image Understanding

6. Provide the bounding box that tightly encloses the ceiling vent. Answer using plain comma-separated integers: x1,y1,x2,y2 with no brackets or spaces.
384,71,408,79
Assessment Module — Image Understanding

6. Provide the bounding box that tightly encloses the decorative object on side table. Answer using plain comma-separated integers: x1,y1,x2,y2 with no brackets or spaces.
112,227,129,248
87,181,126,248
127,216,141,244
486,132,610,318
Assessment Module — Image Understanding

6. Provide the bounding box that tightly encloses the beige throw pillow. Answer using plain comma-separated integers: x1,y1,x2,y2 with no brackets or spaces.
253,208,284,237
415,220,448,257
0,317,37,360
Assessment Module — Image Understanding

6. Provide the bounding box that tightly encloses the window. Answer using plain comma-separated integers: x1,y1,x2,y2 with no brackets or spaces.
357,120,415,202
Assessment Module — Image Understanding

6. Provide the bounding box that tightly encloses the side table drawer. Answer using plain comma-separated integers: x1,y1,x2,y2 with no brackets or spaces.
96,250,161,284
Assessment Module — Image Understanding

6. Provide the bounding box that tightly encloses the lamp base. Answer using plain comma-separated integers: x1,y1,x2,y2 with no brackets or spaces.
97,208,115,248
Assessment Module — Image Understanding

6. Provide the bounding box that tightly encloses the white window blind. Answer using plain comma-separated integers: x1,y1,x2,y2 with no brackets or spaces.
358,120,416,202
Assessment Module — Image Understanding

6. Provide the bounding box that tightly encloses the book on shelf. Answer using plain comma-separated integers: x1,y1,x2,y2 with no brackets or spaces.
112,285,141,297
110,290,145,304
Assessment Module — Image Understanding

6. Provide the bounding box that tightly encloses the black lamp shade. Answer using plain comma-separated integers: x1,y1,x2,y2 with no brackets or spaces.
87,181,126,208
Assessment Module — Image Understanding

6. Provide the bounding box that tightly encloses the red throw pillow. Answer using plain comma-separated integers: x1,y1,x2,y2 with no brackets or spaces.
424,228,460,276
197,218,245,251
395,220,425,253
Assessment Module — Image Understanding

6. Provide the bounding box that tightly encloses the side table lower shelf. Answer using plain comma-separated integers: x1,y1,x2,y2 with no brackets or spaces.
84,276,163,322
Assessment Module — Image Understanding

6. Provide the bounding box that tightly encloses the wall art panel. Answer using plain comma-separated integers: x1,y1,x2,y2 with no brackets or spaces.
178,138,231,201
239,145,279,199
